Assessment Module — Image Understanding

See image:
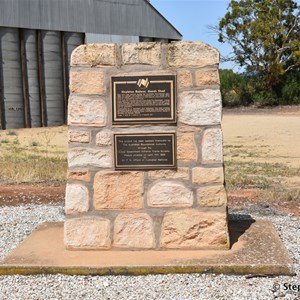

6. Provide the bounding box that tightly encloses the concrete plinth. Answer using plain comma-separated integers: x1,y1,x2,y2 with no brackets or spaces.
0,219,294,276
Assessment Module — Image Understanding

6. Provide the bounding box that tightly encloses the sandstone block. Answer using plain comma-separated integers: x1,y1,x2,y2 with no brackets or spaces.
68,130,90,143
71,44,116,66
167,42,219,68
113,213,155,249
68,147,112,168
177,132,197,161
177,125,203,133
192,167,224,185
122,43,161,65
96,130,112,146
94,171,144,209
148,167,189,180
70,69,105,94
197,185,227,207
68,95,107,126
160,210,229,249
195,68,220,86
64,217,111,249
177,70,193,88
178,90,222,126
202,128,223,164
65,184,89,214
67,170,90,182
148,181,193,207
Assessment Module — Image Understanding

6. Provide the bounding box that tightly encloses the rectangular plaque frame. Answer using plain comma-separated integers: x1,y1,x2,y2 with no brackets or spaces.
114,133,176,170
112,75,176,124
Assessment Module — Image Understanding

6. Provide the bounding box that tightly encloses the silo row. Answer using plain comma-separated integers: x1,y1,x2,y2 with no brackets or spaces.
0,27,84,129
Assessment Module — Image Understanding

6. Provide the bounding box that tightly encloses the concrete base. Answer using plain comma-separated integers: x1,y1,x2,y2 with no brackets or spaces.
0,220,294,276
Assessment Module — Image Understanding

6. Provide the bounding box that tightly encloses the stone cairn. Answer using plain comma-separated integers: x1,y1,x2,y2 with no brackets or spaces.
65,42,229,250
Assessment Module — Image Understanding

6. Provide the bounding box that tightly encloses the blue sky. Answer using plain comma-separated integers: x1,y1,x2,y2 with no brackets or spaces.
151,0,237,70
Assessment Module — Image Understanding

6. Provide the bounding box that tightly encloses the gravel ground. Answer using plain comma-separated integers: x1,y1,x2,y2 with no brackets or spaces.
0,203,300,300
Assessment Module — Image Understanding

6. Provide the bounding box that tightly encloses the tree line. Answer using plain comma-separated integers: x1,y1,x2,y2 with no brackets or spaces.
220,69,300,106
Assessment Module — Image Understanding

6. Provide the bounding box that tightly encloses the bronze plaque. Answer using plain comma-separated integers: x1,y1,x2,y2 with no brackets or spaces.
114,133,176,170
112,75,176,124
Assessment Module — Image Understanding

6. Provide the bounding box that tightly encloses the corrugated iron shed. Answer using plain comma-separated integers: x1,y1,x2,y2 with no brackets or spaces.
0,0,182,129
0,0,182,40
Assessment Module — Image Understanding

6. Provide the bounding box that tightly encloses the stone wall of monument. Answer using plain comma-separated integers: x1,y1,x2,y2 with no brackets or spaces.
65,42,229,250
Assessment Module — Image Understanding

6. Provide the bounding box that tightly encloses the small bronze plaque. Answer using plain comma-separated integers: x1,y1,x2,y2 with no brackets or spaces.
112,75,176,124
114,133,176,170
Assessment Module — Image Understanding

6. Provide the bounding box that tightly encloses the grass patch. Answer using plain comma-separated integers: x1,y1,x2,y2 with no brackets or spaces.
226,160,299,178
225,160,300,202
224,144,242,148
13,138,20,145
30,140,40,147
7,130,18,136
0,140,67,184
224,144,272,160
258,189,300,203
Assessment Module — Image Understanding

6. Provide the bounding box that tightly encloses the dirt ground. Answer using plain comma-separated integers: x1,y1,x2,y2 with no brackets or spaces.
223,106,300,217
0,185,65,206
0,106,299,216
223,106,300,168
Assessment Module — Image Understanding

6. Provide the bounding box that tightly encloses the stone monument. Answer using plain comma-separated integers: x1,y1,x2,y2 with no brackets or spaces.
65,42,229,250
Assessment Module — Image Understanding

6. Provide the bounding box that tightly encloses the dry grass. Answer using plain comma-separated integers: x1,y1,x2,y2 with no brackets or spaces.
0,128,67,184
224,147,300,203
0,118,299,204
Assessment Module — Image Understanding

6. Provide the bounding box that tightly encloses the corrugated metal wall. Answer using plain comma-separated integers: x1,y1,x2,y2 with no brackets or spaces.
0,27,84,129
0,0,182,41
65,33,84,66
42,31,64,126
85,33,139,43
0,27,24,129
24,29,41,127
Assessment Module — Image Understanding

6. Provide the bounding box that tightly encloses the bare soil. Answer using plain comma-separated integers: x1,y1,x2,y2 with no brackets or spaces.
223,106,300,217
223,108,300,168
223,104,300,116
0,184,65,206
0,107,299,217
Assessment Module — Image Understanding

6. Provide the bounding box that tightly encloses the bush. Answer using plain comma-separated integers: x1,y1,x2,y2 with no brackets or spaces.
220,69,252,107
220,69,300,107
252,90,279,107
280,72,300,105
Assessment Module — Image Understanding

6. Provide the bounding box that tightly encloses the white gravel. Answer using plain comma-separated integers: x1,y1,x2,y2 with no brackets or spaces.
0,203,300,300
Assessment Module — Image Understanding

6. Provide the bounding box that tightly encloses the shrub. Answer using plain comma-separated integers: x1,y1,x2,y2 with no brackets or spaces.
220,69,300,107
7,130,17,136
220,69,253,107
252,90,279,107
280,72,300,105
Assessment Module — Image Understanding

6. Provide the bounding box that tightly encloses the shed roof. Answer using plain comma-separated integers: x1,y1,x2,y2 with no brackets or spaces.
0,0,182,40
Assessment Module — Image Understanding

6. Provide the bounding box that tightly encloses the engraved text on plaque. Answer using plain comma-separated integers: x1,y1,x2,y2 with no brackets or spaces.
114,133,176,170
112,75,176,124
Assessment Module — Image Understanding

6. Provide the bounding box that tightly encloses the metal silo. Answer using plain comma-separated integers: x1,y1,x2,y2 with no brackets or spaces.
42,30,64,126
0,27,24,129
24,29,41,128
65,32,84,65
0,0,181,129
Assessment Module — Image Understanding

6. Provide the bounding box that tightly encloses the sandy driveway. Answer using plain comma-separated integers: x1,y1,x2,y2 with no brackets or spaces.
222,112,300,168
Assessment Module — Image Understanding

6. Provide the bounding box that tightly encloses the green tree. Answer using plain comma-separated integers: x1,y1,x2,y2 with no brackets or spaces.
281,71,300,104
219,69,253,106
218,0,300,91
